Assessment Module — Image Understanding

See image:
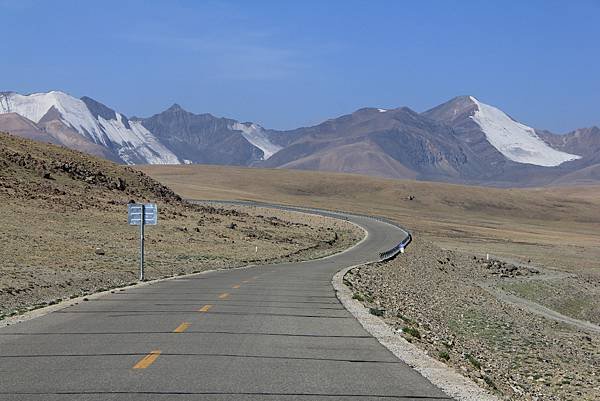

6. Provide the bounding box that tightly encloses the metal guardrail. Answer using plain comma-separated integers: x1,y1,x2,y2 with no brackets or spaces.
379,233,412,261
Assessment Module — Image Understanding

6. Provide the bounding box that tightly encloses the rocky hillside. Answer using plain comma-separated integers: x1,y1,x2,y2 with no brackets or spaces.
0,131,182,210
346,238,600,401
0,132,361,320
139,104,274,165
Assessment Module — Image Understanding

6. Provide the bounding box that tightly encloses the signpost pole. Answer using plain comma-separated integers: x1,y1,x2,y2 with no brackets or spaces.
128,202,156,282
139,204,145,281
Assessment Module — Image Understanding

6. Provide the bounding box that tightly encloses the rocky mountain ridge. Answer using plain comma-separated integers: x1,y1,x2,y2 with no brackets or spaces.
1,90,598,186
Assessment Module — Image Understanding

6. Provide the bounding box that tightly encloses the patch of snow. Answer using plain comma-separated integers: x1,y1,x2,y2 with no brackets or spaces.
98,116,179,164
377,108,387,113
469,96,580,167
183,159,193,165
122,120,180,164
231,122,282,159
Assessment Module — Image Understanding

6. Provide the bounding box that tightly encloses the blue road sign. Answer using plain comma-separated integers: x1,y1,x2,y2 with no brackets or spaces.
128,203,158,225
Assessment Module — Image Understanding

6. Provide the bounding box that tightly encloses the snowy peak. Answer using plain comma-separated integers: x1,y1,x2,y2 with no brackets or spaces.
422,95,478,126
0,91,180,165
0,91,102,140
468,96,580,167
230,122,282,160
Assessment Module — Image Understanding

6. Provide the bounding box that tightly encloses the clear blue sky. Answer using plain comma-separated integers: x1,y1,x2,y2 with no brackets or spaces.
1,0,598,132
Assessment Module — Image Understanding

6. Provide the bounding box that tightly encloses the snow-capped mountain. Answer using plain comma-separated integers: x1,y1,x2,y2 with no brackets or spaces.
230,122,282,159
422,96,582,168
139,104,282,166
0,91,179,164
0,89,597,186
0,91,285,167
468,96,579,167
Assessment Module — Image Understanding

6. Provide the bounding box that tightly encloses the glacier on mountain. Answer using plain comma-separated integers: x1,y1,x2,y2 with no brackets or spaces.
0,91,180,165
469,97,580,167
231,122,282,159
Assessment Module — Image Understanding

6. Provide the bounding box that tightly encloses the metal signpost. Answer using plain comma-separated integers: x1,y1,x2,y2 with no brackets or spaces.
128,203,158,281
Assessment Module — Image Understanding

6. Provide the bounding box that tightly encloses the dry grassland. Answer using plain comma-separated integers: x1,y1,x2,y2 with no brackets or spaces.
139,164,600,275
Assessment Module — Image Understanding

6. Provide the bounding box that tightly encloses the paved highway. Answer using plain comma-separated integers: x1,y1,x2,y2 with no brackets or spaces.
0,206,451,400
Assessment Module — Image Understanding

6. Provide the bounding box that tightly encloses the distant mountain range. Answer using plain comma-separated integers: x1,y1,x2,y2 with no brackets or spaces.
0,90,598,186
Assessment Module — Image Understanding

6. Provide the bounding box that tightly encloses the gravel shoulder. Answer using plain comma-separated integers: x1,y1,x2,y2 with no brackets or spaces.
345,237,600,401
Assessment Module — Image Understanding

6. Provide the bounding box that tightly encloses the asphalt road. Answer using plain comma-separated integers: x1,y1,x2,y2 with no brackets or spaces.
0,206,451,400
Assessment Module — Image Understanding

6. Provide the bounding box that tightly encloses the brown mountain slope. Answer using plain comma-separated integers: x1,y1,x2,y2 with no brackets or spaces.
540,126,600,160
0,113,61,145
264,107,484,181
0,110,119,162
275,140,418,179
550,163,600,185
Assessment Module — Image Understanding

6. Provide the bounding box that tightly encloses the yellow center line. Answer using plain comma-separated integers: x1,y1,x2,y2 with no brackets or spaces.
242,280,250,283
133,350,161,369
232,284,241,289
173,322,190,333
218,292,230,299
198,304,213,312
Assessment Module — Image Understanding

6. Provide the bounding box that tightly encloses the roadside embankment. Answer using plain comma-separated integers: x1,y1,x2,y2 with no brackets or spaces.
345,237,600,401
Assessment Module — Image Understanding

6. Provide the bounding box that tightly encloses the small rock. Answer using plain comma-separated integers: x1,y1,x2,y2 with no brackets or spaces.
94,248,105,255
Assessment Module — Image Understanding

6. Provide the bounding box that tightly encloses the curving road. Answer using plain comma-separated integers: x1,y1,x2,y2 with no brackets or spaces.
0,204,450,400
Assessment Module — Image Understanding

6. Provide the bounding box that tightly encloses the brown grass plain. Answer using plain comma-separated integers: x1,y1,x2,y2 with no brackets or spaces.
138,164,600,276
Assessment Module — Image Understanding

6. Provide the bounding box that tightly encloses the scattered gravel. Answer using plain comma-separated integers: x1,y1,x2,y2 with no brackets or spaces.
345,237,600,401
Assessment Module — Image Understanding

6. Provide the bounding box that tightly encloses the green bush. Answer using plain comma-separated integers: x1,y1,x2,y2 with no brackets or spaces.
483,375,497,390
403,327,421,339
369,308,384,317
466,354,481,369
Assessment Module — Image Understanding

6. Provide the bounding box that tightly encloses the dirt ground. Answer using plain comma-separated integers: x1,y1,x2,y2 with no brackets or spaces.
346,238,600,401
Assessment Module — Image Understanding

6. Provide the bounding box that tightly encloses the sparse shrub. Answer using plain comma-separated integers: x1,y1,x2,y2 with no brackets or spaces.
352,293,364,301
466,354,481,369
369,308,384,317
403,327,421,339
483,375,497,390
397,313,414,324
439,351,450,361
